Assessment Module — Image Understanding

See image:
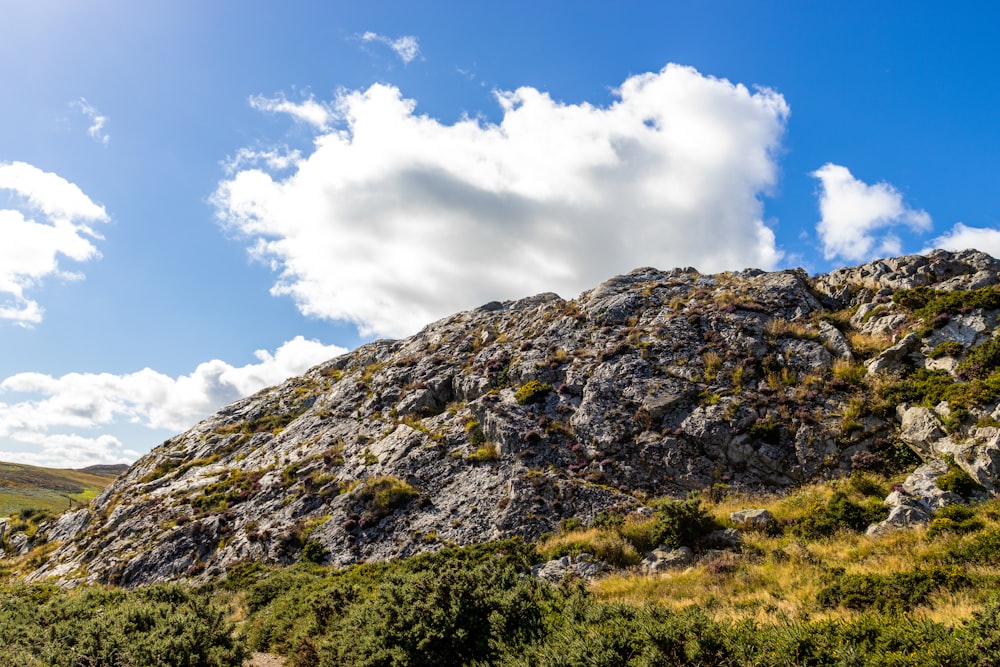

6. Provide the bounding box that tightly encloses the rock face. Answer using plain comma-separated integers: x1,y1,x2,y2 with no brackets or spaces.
18,249,1000,586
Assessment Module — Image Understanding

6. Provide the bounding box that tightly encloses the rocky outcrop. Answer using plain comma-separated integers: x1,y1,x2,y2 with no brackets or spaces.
17,250,1000,587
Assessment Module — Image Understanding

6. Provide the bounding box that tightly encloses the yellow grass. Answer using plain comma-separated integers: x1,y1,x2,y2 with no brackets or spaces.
589,479,1000,626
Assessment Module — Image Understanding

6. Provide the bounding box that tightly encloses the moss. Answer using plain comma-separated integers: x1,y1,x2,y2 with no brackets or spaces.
467,443,500,462
514,380,552,405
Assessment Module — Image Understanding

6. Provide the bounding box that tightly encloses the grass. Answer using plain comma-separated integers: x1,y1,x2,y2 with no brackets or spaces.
0,461,120,516
587,482,1000,626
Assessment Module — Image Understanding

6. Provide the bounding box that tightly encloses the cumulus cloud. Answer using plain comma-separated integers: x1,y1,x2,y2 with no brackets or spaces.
360,31,420,64
0,162,109,325
72,97,110,145
249,94,333,130
215,64,789,338
924,223,1000,258
0,336,347,468
812,163,932,262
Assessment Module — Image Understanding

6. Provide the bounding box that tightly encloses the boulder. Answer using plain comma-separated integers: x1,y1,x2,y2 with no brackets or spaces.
729,508,776,532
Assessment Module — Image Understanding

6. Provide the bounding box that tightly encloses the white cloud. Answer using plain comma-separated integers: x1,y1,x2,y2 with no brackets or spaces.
812,163,932,262
249,94,333,130
215,64,789,338
360,31,420,64
0,162,109,325
925,223,1000,258
72,97,110,145
0,336,347,467
224,146,303,175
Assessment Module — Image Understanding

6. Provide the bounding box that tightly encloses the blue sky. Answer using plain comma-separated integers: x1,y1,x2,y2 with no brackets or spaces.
1,1,998,467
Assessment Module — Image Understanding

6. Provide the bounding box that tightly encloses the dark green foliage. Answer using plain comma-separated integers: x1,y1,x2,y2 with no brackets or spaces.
0,583,247,666
318,560,547,666
514,600,726,667
879,368,957,407
894,285,1000,320
301,539,328,565
928,340,965,359
958,336,1000,379
847,471,887,498
240,540,541,664
817,566,971,612
943,528,1000,566
937,459,985,497
878,367,1000,431
928,503,985,538
645,497,720,550
791,491,887,539
355,476,420,518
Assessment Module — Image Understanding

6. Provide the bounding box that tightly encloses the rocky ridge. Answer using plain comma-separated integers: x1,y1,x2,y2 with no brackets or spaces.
14,249,1000,587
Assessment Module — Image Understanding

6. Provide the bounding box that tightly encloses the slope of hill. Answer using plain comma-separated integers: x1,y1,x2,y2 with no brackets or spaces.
12,249,1000,588
0,461,125,517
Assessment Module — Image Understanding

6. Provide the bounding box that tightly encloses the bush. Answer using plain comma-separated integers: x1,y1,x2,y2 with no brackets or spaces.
646,497,719,549
792,491,886,539
515,381,553,405
0,583,247,666
355,476,420,518
960,336,1000,379
936,461,985,497
817,566,971,612
928,504,985,538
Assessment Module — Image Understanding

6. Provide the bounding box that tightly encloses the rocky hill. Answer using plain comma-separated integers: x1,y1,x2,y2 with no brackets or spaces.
14,249,1000,587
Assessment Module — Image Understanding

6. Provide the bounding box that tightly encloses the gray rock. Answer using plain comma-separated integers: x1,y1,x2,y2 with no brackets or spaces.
729,509,776,531
640,545,694,573
531,553,607,582
24,250,1000,588
867,333,921,376
898,406,947,460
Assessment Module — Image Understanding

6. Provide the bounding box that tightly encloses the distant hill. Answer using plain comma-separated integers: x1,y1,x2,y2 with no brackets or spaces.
0,461,125,517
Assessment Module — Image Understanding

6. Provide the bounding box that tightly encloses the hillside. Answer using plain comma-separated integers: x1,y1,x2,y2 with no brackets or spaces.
10,248,1000,588
0,461,124,517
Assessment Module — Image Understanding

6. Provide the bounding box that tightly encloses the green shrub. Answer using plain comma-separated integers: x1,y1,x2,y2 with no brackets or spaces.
928,504,985,538
355,476,420,517
943,528,1000,566
301,540,328,565
894,285,1000,320
646,497,720,549
0,583,247,666
847,471,887,498
792,491,887,539
959,336,1000,379
515,380,553,405
817,566,971,612
929,340,965,359
936,460,985,497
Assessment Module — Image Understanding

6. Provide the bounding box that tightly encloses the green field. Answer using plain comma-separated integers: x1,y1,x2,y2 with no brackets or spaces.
0,461,125,517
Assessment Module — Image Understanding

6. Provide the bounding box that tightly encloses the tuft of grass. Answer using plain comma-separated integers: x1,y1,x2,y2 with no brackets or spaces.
766,318,820,341
847,331,892,359
832,359,866,386
538,528,640,568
